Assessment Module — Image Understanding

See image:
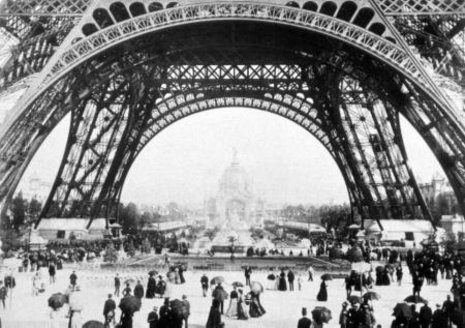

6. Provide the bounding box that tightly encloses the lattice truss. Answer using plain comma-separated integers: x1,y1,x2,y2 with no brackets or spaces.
0,0,464,91
1,0,465,226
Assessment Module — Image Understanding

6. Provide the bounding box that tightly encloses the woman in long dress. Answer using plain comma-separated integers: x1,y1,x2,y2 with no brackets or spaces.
278,270,287,291
248,291,266,318
146,274,156,298
237,289,248,320
206,299,223,328
225,287,239,318
316,280,328,302
49,309,60,328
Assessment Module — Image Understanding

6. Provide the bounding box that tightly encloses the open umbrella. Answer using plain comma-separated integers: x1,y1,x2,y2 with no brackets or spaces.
393,303,412,319
375,265,384,272
210,276,225,285
48,293,66,310
170,299,189,320
148,270,158,276
321,273,333,281
348,295,362,304
404,295,427,304
82,321,105,328
119,295,142,314
363,291,381,301
124,278,136,285
312,306,332,324
251,281,264,294
232,281,244,288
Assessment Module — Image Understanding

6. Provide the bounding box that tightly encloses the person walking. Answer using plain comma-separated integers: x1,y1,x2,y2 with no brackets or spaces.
288,270,295,291
419,301,433,328
134,281,144,300
212,283,227,314
308,266,314,281
297,273,303,291
114,273,121,297
0,282,7,309
70,271,78,288
297,307,312,328
182,294,190,328
317,279,328,302
123,283,132,297
244,266,252,286
103,294,116,326
201,274,209,297
339,302,349,328
147,306,159,328
48,263,56,284
442,295,455,328
396,265,403,286
206,299,223,328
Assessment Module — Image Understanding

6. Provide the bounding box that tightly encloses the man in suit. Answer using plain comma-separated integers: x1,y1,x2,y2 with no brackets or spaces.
114,273,121,297
244,266,252,286
297,307,312,328
200,274,209,297
147,306,159,328
103,294,116,325
419,301,433,328
182,294,190,328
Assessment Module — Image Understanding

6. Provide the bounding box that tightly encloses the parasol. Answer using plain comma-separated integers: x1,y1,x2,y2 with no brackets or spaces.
148,270,158,276
404,295,428,304
232,281,244,287
321,273,333,281
48,293,66,310
393,303,413,319
312,306,332,324
267,274,276,280
363,291,381,301
82,321,105,328
348,295,362,304
375,266,385,272
170,299,189,320
250,281,264,294
124,278,136,285
119,295,142,314
210,276,225,285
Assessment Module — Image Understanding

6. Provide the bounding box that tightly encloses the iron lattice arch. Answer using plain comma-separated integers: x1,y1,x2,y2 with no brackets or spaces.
0,3,465,227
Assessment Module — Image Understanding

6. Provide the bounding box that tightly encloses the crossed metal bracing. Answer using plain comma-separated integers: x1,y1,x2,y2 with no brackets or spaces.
1,3,465,227
19,23,438,227
1,0,465,92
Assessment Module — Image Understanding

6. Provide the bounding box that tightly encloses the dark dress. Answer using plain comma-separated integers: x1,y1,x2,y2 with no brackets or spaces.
278,272,287,291
316,281,328,302
237,295,249,320
206,302,222,328
146,277,156,298
159,304,172,328
120,312,133,328
249,292,266,318
156,280,166,297
134,284,144,299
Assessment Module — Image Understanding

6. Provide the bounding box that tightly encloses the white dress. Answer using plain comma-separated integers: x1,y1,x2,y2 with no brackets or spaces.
49,310,60,328
225,298,239,318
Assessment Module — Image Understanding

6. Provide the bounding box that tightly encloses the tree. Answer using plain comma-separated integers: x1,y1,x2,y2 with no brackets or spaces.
120,202,139,233
28,198,42,224
10,192,28,231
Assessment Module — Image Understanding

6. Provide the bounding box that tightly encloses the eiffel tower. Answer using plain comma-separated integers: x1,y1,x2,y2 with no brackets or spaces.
1,0,465,230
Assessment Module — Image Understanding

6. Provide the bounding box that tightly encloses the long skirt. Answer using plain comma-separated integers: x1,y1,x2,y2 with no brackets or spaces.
278,278,287,291
249,300,265,318
266,279,276,290
238,301,249,320
225,299,238,318
317,286,328,302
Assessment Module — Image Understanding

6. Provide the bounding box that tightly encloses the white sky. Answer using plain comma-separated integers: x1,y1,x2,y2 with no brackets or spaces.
16,106,445,206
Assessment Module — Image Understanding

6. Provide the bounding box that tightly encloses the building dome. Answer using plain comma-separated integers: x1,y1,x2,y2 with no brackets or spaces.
219,160,251,196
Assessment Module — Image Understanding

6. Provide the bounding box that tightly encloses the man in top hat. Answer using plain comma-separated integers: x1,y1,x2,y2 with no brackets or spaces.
297,307,312,328
147,306,159,328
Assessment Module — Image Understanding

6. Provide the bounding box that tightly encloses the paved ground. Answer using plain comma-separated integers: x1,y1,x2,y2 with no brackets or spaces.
0,263,454,328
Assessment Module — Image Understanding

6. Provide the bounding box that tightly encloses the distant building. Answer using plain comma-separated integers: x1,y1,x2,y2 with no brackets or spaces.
441,214,465,235
19,172,51,202
205,152,265,228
